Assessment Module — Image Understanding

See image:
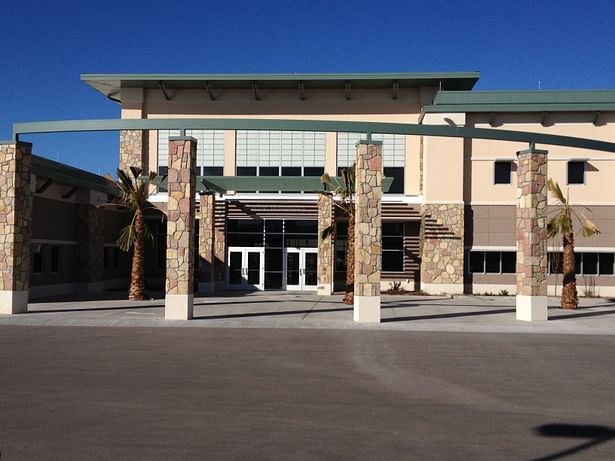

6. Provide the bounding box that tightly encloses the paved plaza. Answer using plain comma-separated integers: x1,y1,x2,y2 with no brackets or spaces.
1,292,615,335
1,293,615,460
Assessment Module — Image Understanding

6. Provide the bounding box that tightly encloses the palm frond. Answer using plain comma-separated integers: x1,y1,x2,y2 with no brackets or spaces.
117,222,137,252
580,216,600,237
321,223,336,240
547,178,566,205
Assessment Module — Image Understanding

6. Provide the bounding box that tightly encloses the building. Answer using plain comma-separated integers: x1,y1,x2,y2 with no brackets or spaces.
2,71,615,320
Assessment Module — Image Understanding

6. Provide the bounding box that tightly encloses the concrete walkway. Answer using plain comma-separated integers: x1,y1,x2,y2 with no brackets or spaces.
2,291,615,335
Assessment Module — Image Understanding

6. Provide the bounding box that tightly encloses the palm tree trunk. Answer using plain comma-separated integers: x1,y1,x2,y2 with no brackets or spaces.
561,231,578,309
128,209,147,300
344,206,355,305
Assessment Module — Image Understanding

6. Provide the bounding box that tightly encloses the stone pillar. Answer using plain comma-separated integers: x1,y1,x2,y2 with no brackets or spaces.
165,136,197,320
198,193,215,294
317,193,334,295
516,146,548,321
119,130,148,173
76,204,104,293
354,141,382,323
0,142,32,314
420,204,464,293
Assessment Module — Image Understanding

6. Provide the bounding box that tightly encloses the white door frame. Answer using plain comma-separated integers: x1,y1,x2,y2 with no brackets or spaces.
285,247,318,291
226,247,265,290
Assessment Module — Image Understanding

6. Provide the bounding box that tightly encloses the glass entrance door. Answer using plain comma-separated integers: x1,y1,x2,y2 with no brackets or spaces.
227,247,264,290
285,248,318,291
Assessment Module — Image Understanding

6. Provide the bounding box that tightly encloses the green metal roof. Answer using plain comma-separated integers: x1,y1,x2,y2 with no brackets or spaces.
81,72,480,102
423,90,615,113
32,155,118,196
150,175,394,194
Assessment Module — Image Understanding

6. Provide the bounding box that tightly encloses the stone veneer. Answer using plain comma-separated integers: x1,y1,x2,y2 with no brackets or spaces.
515,147,548,321
0,142,32,314
119,130,148,172
317,193,334,295
165,137,197,320
421,203,464,292
354,141,382,322
198,193,215,293
76,204,104,292
213,201,226,285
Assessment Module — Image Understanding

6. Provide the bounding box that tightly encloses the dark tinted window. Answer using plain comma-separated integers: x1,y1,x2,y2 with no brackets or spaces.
50,246,60,273
469,252,484,273
599,253,614,275
383,167,405,194
281,167,301,176
202,167,223,176
33,245,43,273
583,253,598,275
304,167,324,177
567,161,585,184
501,252,516,273
237,167,256,176
494,161,512,184
259,167,279,176
382,252,403,271
485,252,501,273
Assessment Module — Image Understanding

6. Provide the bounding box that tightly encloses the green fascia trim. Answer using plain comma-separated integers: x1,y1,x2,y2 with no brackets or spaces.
426,90,615,112
80,71,480,99
13,118,615,153
151,176,393,193
32,155,119,196
168,136,197,141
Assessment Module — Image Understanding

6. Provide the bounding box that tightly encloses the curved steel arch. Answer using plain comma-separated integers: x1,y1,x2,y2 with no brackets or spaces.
11,118,615,153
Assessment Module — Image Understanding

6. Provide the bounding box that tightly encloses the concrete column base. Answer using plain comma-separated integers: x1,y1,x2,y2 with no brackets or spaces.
516,295,548,321
198,282,215,294
165,294,194,320
353,296,381,323
317,283,333,296
0,290,29,314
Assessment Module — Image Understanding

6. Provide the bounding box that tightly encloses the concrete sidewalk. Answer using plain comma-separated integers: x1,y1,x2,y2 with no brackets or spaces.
1,291,615,335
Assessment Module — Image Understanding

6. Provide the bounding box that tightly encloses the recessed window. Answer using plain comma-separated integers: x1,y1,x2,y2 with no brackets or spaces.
494,161,512,184
383,167,405,194
33,245,43,274
50,246,60,273
567,161,585,184
548,252,615,275
469,251,516,274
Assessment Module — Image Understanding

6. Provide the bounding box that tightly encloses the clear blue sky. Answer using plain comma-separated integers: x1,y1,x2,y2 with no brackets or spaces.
1,0,614,175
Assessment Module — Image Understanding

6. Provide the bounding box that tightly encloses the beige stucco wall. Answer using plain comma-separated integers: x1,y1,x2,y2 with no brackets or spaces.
127,87,427,195
466,113,615,205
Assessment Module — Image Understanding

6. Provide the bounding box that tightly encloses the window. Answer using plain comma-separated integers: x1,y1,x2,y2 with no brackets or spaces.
337,132,406,194
382,222,404,272
158,129,225,171
50,246,60,273
567,161,585,184
33,245,43,274
549,252,615,275
494,161,512,184
468,251,516,274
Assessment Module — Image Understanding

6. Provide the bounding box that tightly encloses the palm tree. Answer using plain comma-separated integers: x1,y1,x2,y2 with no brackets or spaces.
110,167,157,301
547,178,600,309
320,166,356,305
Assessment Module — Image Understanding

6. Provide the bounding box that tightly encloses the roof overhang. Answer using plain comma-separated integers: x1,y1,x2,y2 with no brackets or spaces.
81,72,480,103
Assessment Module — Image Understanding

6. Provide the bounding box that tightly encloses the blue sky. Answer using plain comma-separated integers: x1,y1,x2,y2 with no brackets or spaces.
1,0,614,175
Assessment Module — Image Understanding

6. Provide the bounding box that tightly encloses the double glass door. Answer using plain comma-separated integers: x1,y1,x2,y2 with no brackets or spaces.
227,247,264,290
285,248,318,291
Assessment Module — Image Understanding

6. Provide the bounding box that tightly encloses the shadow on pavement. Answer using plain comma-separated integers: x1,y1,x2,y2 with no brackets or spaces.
531,423,615,461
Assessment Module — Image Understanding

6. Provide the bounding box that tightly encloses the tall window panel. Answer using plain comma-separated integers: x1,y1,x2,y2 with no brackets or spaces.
157,129,225,175
337,133,405,193
236,130,326,175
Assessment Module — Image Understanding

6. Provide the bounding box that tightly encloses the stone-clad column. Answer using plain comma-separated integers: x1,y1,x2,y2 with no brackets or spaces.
317,193,334,295
420,204,464,293
76,204,104,293
165,136,197,320
354,140,383,323
119,130,148,172
0,142,33,314
516,146,548,321
198,193,215,294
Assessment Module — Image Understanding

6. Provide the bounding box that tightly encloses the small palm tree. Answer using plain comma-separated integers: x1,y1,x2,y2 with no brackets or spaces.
547,178,600,309
320,166,355,305
110,167,156,301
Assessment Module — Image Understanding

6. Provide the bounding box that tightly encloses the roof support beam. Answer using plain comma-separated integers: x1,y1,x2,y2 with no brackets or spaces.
593,111,601,126
541,112,548,127
158,81,171,101
392,80,399,100
61,186,78,199
299,82,305,100
251,81,261,100
345,81,351,100
204,82,216,101
35,178,53,194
